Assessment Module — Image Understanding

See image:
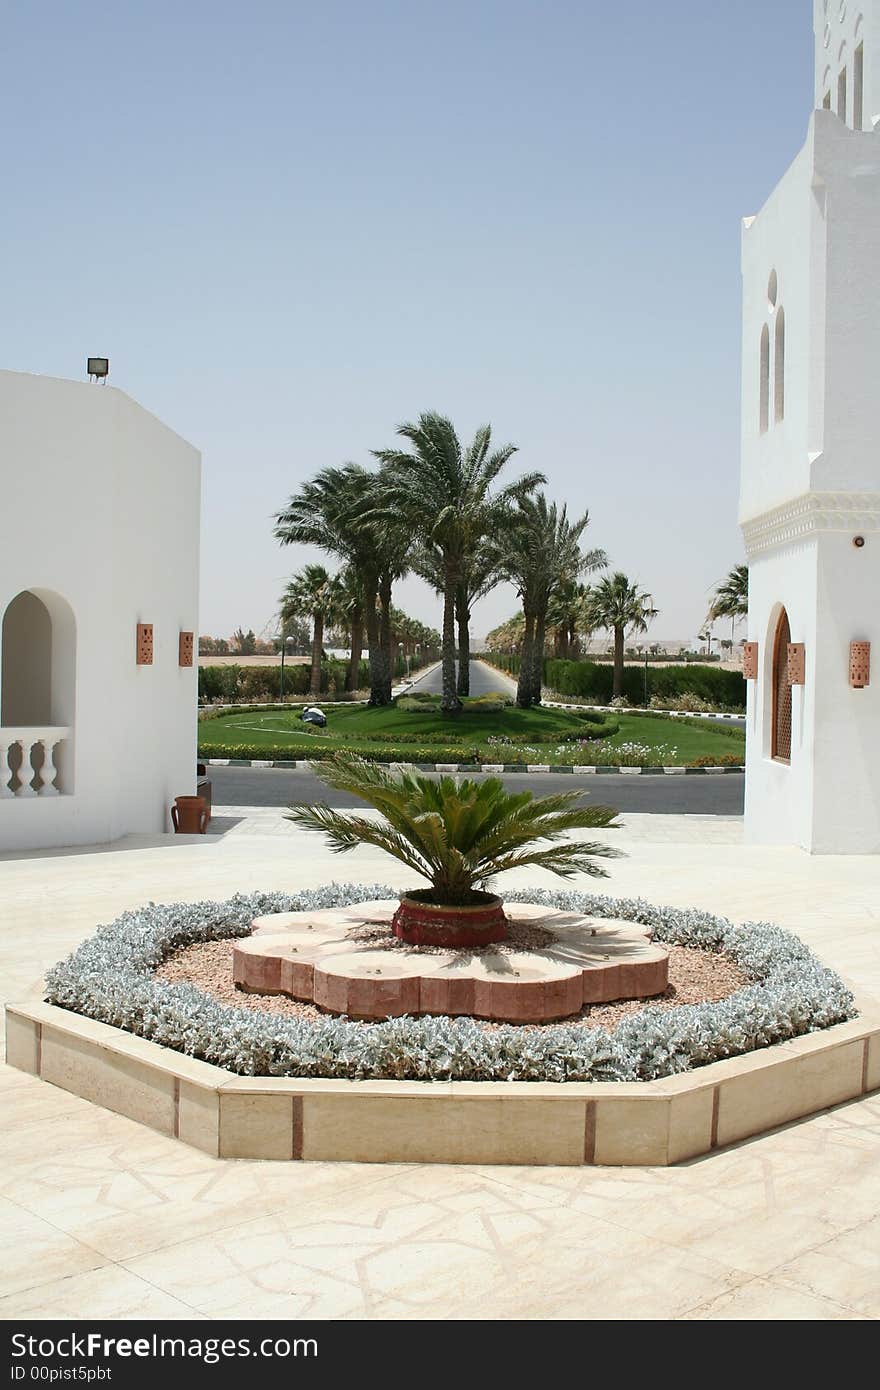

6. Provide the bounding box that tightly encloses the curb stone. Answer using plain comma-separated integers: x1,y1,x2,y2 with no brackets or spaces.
205,758,744,775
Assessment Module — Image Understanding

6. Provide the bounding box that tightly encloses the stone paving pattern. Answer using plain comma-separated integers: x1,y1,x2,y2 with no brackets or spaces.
1,807,879,1319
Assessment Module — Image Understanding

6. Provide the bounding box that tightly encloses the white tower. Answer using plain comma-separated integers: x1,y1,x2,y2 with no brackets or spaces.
739,2,880,852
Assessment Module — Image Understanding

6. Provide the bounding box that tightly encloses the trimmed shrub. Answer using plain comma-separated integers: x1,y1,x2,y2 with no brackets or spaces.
44,885,855,1083
542,659,745,710
198,660,369,703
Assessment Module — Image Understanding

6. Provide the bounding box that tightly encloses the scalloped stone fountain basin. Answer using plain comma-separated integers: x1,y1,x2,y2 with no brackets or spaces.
232,901,669,1022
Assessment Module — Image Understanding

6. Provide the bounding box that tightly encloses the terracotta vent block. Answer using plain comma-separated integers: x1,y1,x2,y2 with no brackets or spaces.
787,643,805,686
178,631,194,667
850,641,870,689
742,642,759,680
136,623,154,666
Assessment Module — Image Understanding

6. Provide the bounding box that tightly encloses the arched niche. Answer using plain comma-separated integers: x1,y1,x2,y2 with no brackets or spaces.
1,588,76,728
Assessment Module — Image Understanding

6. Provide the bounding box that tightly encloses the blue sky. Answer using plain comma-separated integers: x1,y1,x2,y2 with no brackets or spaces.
2,0,815,642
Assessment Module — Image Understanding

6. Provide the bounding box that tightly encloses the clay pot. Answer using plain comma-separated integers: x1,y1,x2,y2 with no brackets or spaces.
392,891,508,947
171,795,209,834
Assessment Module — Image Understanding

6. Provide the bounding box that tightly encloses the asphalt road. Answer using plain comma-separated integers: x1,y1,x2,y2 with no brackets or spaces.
403,659,517,698
210,764,744,816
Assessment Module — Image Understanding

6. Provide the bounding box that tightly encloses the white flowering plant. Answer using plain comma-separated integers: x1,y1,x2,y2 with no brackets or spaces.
43,885,855,1083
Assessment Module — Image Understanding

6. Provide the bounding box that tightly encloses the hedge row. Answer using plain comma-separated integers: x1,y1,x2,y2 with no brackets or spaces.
198,660,370,703
486,655,745,709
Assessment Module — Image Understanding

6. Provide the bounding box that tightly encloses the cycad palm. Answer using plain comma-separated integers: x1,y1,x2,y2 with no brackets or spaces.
583,573,658,699
287,756,619,904
371,412,544,713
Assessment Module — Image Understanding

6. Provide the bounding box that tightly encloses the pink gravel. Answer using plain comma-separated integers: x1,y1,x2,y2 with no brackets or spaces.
156,934,748,1033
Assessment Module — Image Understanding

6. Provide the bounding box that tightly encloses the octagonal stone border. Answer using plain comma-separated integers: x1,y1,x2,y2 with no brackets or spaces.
7,1000,880,1166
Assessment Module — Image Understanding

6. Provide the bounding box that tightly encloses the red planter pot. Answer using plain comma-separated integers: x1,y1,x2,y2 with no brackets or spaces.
171,795,210,834
392,892,508,947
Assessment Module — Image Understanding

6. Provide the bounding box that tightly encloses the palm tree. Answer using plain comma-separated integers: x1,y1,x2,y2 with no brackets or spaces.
371,413,543,714
707,563,748,635
486,613,526,654
280,564,341,697
412,539,502,697
274,464,410,705
548,579,595,660
287,755,620,905
493,495,606,708
329,565,368,692
583,573,658,699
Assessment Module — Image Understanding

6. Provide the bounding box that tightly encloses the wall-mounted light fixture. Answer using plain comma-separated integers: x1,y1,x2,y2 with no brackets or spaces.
742,642,759,679
87,357,109,383
787,643,806,685
136,623,154,666
849,641,870,688
179,632,194,667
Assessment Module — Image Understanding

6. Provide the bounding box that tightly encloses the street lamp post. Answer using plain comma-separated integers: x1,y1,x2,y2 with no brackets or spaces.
279,634,295,700
643,595,655,708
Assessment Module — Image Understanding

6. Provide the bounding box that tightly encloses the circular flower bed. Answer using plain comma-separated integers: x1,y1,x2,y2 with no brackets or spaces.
44,884,855,1084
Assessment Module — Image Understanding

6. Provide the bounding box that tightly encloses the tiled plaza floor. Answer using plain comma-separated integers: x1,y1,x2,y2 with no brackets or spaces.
1,810,879,1320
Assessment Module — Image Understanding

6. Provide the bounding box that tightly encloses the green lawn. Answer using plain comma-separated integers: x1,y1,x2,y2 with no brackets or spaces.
198,698,744,767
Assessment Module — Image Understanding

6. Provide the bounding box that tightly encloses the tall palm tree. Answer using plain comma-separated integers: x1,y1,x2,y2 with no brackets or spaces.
548,579,595,660
583,573,658,699
371,412,543,713
274,464,409,705
330,565,367,692
412,539,502,697
493,495,606,708
708,564,748,625
280,564,341,698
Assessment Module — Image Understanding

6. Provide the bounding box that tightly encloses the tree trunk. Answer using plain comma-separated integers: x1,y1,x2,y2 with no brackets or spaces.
310,614,324,698
378,574,394,704
456,586,470,697
517,610,536,708
364,577,385,706
530,609,547,704
613,626,625,699
441,576,461,714
346,607,364,693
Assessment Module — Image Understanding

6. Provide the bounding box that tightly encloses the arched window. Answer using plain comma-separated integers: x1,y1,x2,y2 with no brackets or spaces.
772,608,792,762
759,323,770,434
774,306,785,423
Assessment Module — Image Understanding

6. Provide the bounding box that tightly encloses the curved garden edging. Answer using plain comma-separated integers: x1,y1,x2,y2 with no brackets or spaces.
43,883,853,1084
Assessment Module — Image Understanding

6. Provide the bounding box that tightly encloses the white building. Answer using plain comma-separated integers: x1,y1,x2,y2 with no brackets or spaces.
0,371,200,851
740,2,880,851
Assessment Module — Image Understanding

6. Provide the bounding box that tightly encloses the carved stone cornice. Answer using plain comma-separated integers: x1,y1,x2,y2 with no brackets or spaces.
741,492,880,556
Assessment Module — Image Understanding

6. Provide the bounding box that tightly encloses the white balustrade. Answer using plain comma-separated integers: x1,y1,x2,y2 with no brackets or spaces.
0,728,70,798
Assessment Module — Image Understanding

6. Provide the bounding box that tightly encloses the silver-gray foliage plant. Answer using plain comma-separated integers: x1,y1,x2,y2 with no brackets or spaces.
44,883,855,1083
